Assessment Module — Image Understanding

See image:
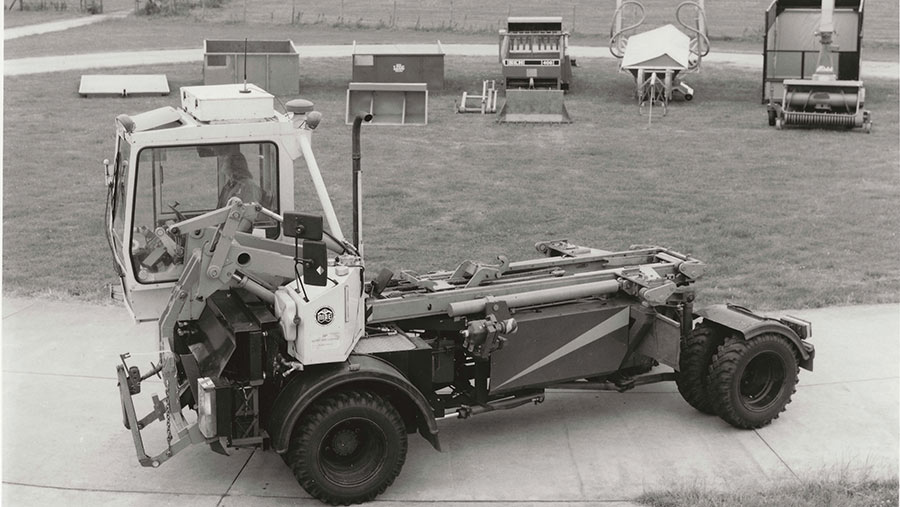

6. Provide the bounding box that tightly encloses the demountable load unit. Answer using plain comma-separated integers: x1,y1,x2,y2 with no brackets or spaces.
764,0,871,131
609,0,709,115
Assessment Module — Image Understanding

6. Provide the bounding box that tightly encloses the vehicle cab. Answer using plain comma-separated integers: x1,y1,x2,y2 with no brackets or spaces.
106,84,321,321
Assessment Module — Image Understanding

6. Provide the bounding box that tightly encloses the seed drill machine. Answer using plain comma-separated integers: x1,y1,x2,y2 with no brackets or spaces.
496,16,572,123
765,0,871,131
108,84,814,505
610,0,710,116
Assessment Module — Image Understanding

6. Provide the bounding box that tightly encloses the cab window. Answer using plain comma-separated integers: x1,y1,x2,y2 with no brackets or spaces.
131,142,279,284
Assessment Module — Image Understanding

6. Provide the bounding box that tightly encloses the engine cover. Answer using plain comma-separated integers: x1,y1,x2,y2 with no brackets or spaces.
274,267,365,365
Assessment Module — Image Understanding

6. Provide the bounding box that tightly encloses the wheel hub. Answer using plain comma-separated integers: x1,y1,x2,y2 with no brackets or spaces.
330,428,359,457
740,352,786,411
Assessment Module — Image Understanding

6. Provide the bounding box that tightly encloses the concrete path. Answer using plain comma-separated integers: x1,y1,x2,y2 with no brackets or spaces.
3,10,131,40
5,44,899,80
2,297,897,505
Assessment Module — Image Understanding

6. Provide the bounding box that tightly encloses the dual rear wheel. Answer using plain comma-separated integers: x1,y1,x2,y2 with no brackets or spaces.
677,325,800,429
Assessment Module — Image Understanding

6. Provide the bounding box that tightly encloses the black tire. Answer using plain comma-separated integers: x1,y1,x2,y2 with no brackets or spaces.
707,334,799,429
676,324,725,415
285,390,408,505
767,108,777,126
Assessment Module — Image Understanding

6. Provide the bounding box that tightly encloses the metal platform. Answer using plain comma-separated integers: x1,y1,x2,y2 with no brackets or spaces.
79,75,170,97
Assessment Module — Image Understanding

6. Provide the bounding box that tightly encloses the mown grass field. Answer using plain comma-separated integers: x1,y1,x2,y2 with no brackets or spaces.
3,0,898,59
3,50,898,310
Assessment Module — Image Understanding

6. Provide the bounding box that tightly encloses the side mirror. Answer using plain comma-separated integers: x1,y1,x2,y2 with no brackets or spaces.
103,158,112,187
283,212,323,241
302,240,328,287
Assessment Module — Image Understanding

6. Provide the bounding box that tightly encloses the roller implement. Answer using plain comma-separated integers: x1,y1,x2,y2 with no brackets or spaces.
107,84,814,505
766,0,871,132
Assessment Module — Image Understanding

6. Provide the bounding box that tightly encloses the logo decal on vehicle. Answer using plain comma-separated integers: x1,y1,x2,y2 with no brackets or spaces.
315,307,335,325
393,63,406,73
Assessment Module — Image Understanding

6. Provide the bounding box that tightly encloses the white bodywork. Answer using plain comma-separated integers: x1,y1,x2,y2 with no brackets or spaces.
622,24,691,71
274,265,366,365
111,84,327,321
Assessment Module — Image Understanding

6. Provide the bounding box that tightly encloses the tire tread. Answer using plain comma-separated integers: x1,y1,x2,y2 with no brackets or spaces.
707,334,799,429
286,390,407,505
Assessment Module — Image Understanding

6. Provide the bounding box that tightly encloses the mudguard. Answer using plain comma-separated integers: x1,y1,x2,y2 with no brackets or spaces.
267,354,440,454
695,304,814,371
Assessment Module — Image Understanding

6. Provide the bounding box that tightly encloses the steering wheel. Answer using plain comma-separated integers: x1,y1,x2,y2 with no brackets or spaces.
168,201,187,222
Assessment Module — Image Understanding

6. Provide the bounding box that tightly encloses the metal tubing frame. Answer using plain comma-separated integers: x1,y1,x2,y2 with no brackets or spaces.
370,249,701,323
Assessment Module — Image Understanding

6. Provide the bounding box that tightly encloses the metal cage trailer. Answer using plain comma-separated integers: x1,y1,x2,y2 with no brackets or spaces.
109,84,814,505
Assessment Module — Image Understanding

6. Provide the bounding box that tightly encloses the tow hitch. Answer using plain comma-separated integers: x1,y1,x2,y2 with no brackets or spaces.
116,353,206,468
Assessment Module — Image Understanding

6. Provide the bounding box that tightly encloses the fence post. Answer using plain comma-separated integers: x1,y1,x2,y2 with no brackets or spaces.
571,5,576,33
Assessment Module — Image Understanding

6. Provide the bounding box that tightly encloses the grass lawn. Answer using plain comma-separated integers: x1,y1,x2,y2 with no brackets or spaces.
3,0,133,28
638,472,899,507
3,53,898,310
3,0,897,60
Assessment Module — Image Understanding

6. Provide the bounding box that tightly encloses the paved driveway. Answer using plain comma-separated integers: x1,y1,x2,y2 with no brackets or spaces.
2,298,897,506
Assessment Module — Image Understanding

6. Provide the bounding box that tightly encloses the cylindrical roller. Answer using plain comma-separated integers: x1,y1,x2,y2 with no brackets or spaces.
447,279,621,317
783,111,860,128
785,90,859,112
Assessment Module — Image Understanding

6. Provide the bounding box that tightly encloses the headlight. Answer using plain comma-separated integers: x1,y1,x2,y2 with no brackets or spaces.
197,377,218,439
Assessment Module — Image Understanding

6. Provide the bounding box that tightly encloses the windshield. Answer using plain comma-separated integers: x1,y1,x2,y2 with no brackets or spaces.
131,142,279,284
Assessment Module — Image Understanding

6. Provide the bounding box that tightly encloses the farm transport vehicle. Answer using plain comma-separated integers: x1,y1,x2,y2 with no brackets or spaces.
107,83,815,505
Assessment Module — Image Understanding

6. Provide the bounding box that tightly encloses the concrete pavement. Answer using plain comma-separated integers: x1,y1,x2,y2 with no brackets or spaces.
3,10,131,40
2,297,897,505
5,44,899,79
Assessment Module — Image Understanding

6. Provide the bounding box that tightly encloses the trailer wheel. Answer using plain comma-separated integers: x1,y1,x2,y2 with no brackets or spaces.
767,109,776,126
676,324,724,415
707,334,799,429
286,390,408,505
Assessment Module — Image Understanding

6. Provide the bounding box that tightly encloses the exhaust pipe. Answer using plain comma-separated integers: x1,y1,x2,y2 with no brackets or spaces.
352,113,373,253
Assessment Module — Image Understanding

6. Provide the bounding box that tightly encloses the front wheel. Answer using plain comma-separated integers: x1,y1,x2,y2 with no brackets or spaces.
707,334,799,429
285,390,408,505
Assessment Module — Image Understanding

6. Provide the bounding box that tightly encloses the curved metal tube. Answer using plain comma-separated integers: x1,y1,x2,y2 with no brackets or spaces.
351,112,373,251
676,1,710,69
609,0,645,59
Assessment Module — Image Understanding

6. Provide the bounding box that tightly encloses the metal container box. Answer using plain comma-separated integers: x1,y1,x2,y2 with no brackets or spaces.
346,83,428,126
203,39,300,96
182,84,274,122
351,42,445,91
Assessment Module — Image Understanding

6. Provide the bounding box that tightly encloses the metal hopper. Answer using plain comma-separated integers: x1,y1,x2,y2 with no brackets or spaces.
497,89,572,124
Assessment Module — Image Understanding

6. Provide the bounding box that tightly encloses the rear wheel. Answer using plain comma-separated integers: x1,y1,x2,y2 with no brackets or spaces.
767,108,777,126
707,334,799,429
285,390,408,505
676,324,725,415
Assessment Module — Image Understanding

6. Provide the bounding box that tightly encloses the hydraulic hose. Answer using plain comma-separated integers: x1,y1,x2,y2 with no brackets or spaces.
609,0,645,59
